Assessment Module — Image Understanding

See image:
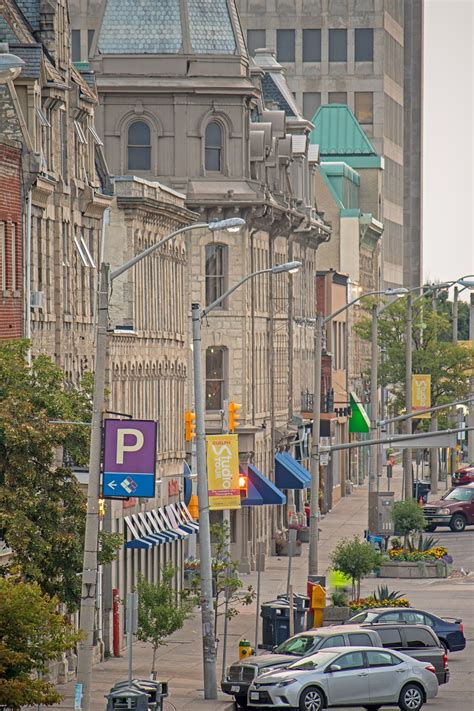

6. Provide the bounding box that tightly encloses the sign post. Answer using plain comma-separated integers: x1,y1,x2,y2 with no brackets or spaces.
103,420,157,498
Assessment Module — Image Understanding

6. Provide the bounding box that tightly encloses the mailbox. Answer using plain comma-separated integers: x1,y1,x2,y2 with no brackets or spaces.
368,492,394,536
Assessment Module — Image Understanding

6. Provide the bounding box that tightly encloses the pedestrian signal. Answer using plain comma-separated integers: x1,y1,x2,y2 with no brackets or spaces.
228,401,241,432
184,411,196,441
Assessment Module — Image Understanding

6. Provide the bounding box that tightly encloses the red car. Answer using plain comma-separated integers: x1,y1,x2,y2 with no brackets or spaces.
451,462,474,487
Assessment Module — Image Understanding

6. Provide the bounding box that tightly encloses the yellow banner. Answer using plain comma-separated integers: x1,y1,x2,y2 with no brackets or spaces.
412,374,431,418
206,434,241,510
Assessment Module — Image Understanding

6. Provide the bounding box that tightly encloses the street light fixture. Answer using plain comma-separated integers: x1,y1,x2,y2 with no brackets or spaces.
192,259,301,699
76,217,246,711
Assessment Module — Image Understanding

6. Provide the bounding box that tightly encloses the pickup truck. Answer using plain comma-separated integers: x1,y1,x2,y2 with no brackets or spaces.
221,623,448,708
423,482,474,532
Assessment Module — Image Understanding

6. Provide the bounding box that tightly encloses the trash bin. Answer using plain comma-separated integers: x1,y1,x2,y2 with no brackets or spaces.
260,595,309,650
413,480,431,504
106,680,168,711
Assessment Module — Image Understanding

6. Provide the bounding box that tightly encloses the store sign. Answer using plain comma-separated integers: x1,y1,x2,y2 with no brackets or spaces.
412,374,431,418
103,419,157,498
206,434,241,510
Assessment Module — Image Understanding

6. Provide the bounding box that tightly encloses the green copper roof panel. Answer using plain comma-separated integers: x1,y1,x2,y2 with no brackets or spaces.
310,104,378,158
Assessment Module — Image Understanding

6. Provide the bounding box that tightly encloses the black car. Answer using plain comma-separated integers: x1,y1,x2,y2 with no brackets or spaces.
347,607,465,652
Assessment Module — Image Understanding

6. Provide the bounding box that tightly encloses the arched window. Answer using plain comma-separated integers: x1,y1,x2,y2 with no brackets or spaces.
206,346,226,410
127,121,151,171
205,121,223,172
205,243,227,306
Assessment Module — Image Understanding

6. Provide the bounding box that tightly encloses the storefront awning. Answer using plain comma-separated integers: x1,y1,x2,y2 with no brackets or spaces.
241,464,286,506
275,452,311,490
124,503,198,549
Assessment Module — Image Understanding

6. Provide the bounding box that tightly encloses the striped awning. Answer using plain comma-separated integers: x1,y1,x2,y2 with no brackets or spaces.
124,502,199,549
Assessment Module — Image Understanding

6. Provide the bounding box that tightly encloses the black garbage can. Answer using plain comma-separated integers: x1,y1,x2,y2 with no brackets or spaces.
106,680,168,711
277,593,309,633
413,480,431,503
260,595,309,650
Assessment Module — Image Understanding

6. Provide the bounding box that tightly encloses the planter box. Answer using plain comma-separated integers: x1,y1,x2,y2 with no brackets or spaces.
323,606,352,626
275,542,302,557
297,527,310,543
379,561,451,579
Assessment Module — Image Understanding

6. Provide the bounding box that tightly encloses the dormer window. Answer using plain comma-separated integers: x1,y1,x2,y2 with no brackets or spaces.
205,121,222,172
128,121,151,171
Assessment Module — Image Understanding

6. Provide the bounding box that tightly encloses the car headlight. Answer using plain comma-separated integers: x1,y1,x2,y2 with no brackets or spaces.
276,678,297,688
437,507,451,515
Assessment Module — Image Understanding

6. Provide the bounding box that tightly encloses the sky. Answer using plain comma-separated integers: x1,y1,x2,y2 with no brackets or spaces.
423,0,474,287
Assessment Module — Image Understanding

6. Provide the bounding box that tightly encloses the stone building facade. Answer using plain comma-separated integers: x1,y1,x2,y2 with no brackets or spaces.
0,139,23,339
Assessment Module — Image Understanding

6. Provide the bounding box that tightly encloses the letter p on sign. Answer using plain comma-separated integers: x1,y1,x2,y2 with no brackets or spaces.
116,428,145,464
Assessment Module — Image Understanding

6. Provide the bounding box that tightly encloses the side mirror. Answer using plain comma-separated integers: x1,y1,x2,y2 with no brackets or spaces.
327,664,341,673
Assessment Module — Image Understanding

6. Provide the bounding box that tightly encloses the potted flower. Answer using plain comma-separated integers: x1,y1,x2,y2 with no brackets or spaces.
289,512,310,543
273,530,302,557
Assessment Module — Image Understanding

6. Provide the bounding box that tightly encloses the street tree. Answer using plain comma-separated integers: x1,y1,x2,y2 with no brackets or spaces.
329,536,382,600
136,565,193,678
391,499,426,552
0,577,81,709
0,340,121,609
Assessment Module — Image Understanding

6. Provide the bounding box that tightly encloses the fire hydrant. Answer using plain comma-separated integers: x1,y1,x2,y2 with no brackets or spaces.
239,638,254,659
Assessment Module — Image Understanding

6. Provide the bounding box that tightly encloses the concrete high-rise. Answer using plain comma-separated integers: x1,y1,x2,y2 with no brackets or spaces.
237,0,423,289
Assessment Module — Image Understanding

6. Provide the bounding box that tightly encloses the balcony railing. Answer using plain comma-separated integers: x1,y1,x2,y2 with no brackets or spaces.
301,389,334,414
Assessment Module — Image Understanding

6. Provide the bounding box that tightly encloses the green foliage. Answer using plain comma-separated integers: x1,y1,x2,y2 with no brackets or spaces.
329,536,382,600
391,499,426,551
0,577,82,709
373,585,404,602
0,340,92,609
98,530,124,566
410,533,440,553
354,296,474,418
330,590,349,607
136,565,193,676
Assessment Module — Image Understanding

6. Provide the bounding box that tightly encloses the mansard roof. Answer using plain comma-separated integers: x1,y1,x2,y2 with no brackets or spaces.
252,48,303,120
97,0,245,56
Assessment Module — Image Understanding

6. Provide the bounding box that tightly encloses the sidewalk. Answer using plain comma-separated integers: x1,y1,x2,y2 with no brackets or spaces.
56,467,404,711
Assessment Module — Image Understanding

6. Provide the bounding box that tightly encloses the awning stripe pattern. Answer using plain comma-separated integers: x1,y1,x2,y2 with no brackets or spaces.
275,452,311,490
125,502,199,549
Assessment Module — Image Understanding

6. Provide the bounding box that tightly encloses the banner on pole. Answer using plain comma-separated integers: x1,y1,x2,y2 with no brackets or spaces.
412,374,431,418
206,434,241,510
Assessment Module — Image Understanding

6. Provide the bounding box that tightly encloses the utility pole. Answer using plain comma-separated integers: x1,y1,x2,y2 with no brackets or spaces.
468,293,474,463
404,294,413,499
308,314,322,577
369,304,379,493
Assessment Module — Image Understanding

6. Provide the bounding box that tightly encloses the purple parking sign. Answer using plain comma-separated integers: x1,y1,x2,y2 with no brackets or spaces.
103,419,157,498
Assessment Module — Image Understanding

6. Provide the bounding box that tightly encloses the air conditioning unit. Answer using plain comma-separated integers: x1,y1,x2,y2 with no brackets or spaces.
30,291,44,309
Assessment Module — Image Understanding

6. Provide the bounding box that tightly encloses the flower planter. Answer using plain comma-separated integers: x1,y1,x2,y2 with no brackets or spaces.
275,542,302,557
379,560,451,579
297,527,310,543
323,606,352,626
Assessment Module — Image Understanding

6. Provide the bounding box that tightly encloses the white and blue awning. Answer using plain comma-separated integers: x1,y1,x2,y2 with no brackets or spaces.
125,502,199,550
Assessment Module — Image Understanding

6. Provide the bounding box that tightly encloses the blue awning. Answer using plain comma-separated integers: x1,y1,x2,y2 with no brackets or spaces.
242,464,287,506
275,452,311,490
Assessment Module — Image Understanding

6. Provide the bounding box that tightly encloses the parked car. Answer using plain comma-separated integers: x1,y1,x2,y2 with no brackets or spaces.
451,462,474,486
423,482,474,532
362,623,449,684
347,607,465,653
247,646,438,710
222,625,381,708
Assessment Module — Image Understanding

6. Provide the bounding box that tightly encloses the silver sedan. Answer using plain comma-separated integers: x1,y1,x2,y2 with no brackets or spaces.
247,646,438,711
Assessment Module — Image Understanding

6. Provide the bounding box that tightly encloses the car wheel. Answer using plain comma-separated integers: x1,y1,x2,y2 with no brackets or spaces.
399,683,424,711
425,524,437,532
450,513,466,532
235,696,248,709
299,686,326,711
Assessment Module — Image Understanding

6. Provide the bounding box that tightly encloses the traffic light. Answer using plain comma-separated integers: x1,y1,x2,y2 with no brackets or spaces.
228,401,242,432
239,472,248,498
184,410,196,441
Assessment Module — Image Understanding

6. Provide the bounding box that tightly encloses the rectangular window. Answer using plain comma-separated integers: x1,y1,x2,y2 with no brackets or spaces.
328,92,347,104
329,29,347,62
277,29,295,62
62,222,71,314
355,28,374,62
71,29,81,62
247,29,265,57
0,223,5,290
303,29,321,62
376,628,403,648
206,347,225,411
303,92,321,120
60,110,68,181
11,224,16,291
205,244,226,306
355,91,374,124
88,29,95,56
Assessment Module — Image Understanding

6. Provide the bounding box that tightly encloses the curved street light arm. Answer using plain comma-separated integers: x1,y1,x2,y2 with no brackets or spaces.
322,289,394,325
202,267,277,317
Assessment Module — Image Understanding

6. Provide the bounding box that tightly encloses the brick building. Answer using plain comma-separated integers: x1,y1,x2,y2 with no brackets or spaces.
0,140,22,339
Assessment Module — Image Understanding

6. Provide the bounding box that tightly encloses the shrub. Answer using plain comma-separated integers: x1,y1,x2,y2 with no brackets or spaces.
373,585,405,602
349,596,410,613
330,536,382,600
330,590,349,607
391,499,426,551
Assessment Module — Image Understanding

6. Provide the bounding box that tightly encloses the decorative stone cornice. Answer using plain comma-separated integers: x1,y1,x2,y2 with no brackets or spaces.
80,185,113,218
31,174,56,209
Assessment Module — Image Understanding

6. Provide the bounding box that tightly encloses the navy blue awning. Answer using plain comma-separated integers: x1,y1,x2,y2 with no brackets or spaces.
242,464,287,506
275,452,311,490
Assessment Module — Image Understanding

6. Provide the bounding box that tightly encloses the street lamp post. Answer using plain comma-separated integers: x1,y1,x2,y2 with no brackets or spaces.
192,260,302,698
308,286,407,577
76,217,245,711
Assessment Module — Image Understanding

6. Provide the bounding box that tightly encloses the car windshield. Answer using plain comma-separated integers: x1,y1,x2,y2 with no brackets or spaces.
346,611,379,623
274,635,322,655
443,487,473,502
288,651,339,670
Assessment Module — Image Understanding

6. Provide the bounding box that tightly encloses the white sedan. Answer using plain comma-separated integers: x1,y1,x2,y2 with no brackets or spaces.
247,646,438,711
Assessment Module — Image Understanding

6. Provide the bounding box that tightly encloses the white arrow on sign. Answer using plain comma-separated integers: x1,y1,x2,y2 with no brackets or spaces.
108,480,117,490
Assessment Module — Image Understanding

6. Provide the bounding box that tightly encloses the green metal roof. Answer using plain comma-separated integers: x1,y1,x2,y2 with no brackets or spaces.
310,105,382,168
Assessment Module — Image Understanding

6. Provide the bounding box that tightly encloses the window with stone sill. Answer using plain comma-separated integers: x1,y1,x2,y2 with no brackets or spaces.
204,121,223,172
206,346,226,411
127,120,151,171
205,243,227,307
355,92,374,124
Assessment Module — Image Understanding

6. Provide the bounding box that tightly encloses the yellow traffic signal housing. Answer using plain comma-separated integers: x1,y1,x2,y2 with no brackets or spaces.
228,401,242,432
238,473,248,498
184,410,196,441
